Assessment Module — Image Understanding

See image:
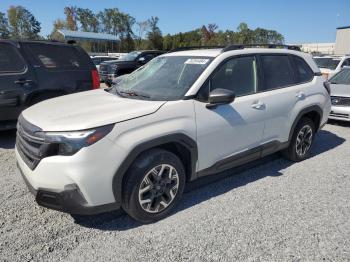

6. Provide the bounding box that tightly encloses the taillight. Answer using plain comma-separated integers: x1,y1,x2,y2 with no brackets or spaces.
323,81,331,95
91,69,100,89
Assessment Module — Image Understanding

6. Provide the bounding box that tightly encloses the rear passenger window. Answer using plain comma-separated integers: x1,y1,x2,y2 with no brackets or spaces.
26,43,85,70
0,43,26,73
293,56,314,83
210,56,258,97
260,55,295,91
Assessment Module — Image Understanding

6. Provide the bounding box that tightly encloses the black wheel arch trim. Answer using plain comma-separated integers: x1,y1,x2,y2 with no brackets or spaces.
288,105,323,141
112,133,198,206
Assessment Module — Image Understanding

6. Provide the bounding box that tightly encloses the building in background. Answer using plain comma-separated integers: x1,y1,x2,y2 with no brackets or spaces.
57,29,119,53
335,26,350,55
294,26,350,56
299,43,335,55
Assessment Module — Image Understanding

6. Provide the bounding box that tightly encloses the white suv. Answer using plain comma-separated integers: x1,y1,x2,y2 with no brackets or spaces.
314,55,350,79
16,45,331,223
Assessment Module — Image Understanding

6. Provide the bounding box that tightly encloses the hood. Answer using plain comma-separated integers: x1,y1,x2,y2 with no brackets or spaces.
330,84,350,97
22,89,166,131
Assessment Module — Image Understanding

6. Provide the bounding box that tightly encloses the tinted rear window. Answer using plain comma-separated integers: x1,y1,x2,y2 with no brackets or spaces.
260,55,295,91
292,56,314,83
26,43,89,70
0,43,26,73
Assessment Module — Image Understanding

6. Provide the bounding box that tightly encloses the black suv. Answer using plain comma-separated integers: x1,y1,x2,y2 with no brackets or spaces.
0,40,99,130
99,50,164,86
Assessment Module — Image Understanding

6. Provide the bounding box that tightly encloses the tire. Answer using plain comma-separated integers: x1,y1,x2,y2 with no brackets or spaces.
122,148,186,223
282,117,315,162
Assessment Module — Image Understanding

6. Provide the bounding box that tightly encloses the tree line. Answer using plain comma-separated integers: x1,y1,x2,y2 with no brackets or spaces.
0,5,285,52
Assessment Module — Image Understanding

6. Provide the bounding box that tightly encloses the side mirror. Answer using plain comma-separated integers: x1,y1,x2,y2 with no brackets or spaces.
206,88,235,109
138,57,146,64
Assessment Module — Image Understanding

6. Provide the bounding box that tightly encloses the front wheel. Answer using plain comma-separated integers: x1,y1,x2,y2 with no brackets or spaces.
283,117,315,162
122,149,186,223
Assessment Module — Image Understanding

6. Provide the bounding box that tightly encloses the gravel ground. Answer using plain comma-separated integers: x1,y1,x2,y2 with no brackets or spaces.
1,122,350,261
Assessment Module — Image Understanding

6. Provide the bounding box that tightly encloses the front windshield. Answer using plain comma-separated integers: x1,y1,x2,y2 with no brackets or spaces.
119,51,141,62
109,56,213,101
329,69,350,85
314,58,341,70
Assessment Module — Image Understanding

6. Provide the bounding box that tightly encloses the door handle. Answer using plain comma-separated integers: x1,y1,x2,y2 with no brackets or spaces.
295,91,305,99
14,79,33,85
251,101,265,110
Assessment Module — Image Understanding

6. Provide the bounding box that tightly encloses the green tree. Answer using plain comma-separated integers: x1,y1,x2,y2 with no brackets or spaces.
76,8,99,32
64,6,78,31
147,16,163,50
0,12,10,38
135,20,149,49
7,6,41,39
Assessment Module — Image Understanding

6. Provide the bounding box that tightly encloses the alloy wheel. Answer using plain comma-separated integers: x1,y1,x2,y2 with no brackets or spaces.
138,164,179,213
295,125,313,157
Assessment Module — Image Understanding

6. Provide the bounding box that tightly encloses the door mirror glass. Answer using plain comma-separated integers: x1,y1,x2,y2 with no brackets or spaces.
207,88,235,108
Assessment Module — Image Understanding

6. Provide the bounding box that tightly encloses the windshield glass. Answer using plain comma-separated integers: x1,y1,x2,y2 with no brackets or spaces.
314,58,341,70
109,56,213,101
119,51,141,62
329,69,350,85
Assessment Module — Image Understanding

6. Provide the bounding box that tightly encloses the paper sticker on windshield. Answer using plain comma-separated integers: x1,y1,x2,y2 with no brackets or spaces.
185,59,209,65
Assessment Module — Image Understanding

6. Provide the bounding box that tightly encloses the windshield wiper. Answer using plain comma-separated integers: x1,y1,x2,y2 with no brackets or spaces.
119,90,150,99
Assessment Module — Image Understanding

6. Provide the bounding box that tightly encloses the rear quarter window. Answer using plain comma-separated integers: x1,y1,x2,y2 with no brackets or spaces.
26,43,91,70
292,56,314,83
260,55,295,91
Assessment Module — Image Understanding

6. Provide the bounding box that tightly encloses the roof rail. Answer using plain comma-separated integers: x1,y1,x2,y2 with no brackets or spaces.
167,46,225,53
222,44,301,52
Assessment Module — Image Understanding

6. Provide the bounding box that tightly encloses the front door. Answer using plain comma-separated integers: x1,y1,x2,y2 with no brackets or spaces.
194,55,266,174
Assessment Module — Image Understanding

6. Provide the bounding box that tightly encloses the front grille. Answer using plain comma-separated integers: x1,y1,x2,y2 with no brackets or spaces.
331,96,350,106
16,115,55,170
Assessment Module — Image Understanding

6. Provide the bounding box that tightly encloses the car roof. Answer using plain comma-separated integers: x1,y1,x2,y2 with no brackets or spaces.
100,59,120,64
164,49,222,57
163,47,308,57
134,50,164,54
91,56,115,58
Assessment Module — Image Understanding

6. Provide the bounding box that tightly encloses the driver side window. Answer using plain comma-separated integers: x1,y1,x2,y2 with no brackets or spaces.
197,56,258,102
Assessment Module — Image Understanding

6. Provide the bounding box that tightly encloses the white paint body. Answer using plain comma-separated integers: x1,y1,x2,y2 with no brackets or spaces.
16,48,331,207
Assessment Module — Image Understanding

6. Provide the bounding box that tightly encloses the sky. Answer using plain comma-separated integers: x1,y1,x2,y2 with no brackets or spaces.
0,0,349,44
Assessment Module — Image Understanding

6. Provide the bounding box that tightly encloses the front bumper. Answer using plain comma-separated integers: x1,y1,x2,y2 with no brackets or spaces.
17,163,118,215
329,105,350,122
15,130,128,215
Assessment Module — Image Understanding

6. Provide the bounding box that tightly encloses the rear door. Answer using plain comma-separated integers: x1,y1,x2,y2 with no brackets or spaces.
22,43,95,94
0,42,37,122
257,54,314,148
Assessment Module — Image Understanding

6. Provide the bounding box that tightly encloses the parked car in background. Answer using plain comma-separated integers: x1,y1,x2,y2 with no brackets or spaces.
314,55,350,79
99,50,164,86
90,56,118,71
0,40,99,131
328,67,350,121
16,45,330,223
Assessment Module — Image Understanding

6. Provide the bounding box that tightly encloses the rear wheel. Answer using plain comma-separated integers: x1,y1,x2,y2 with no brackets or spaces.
283,117,315,162
122,149,185,223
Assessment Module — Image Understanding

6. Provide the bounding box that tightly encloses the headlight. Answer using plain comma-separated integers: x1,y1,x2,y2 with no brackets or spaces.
42,124,114,156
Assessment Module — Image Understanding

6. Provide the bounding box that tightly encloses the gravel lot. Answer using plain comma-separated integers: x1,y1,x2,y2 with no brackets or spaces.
1,122,350,261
